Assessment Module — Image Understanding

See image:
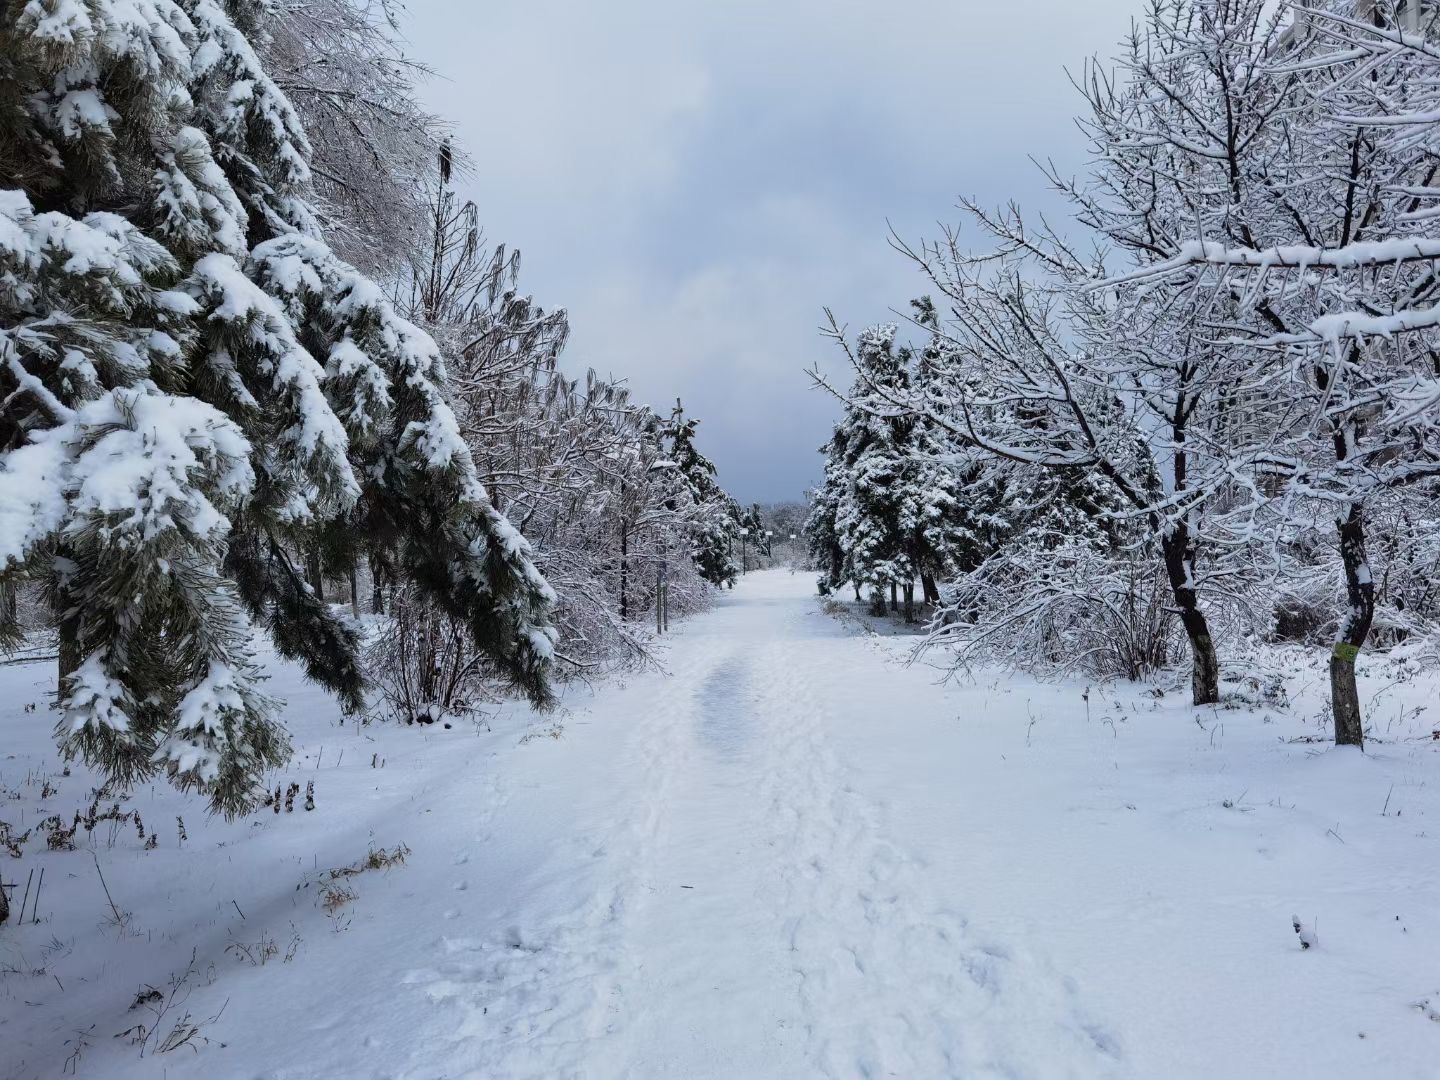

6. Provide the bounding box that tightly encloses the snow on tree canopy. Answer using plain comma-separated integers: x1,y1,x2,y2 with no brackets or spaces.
1,0,558,814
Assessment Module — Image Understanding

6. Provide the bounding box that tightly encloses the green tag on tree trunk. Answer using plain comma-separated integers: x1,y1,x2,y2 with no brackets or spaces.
1332,641,1361,663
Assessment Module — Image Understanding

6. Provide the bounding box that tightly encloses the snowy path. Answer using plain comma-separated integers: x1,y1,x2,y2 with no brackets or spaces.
9,568,1439,1080
397,571,1120,1079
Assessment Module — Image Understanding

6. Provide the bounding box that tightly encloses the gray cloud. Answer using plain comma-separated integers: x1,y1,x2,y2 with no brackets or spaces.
404,0,1141,502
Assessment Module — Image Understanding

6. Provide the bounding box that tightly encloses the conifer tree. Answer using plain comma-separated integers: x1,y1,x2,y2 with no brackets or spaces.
662,402,738,588
805,429,852,597
1,0,555,815
743,505,770,559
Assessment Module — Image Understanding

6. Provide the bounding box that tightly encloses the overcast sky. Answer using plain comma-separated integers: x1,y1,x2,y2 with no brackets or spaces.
404,1,1140,504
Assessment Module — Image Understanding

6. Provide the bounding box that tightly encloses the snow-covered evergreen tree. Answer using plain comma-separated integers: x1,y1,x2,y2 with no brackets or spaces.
663,402,739,589
805,428,852,597
814,316,987,622
834,326,915,615
0,0,554,814
742,504,770,560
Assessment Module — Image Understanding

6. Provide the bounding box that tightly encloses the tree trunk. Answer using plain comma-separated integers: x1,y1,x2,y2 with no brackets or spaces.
902,582,916,624
55,552,82,696
1160,525,1218,706
57,613,82,693
852,582,862,602
1331,504,1373,748
369,556,385,615
307,550,324,600
349,564,360,620
619,514,629,621
889,581,898,613
920,573,939,606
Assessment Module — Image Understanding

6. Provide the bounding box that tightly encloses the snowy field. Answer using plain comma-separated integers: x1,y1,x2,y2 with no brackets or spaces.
3,568,1438,1079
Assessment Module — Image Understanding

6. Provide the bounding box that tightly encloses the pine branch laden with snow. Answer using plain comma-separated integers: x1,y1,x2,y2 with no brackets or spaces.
45,387,281,811
0,0,558,814
360,169,726,721
249,234,564,707
182,0,321,241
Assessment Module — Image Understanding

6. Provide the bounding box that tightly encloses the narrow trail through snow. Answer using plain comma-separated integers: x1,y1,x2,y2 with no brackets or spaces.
405,570,1123,1079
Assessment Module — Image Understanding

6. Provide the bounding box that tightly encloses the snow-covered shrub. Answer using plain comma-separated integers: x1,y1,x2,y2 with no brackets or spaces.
365,580,493,725
931,539,1177,683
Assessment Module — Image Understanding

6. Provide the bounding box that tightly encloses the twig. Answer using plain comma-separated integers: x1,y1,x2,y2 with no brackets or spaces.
231,899,246,921
20,867,33,924
32,866,43,924
0,653,58,667
92,854,121,923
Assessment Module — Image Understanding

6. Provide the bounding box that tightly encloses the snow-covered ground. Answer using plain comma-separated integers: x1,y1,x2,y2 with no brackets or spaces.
3,568,1438,1079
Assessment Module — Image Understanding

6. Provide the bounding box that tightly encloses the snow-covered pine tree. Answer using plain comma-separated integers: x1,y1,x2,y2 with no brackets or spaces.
832,325,915,617
1,0,555,815
663,402,738,589
823,320,983,623
805,428,853,597
743,504,771,560
898,299,1001,611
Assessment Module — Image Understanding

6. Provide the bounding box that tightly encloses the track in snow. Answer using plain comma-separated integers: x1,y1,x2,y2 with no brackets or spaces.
404,570,1124,1079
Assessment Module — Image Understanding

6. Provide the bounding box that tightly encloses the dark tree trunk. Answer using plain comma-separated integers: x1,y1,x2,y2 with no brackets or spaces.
889,582,898,613
349,564,360,620
306,550,324,600
55,553,82,695
1331,504,1373,748
57,612,82,693
369,555,385,615
920,573,939,606
902,582,916,624
1160,524,1219,706
1155,396,1219,705
1315,361,1370,747
852,582,862,602
619,514,629,621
